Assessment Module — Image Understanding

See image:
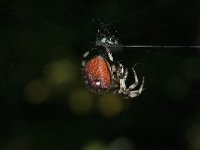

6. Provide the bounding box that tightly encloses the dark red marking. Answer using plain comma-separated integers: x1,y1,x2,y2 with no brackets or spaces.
83,56,111,93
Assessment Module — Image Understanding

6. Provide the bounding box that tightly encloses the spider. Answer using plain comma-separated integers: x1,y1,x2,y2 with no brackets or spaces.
82,45,144,99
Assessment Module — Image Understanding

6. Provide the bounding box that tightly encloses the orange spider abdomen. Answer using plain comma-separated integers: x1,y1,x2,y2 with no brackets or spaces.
83,56,111,93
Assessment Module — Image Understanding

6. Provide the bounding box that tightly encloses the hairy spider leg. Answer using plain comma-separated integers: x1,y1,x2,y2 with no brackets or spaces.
129,67,139,90
127,77,144,98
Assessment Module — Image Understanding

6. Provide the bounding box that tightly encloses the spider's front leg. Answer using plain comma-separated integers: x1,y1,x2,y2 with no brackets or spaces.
129,67,139,90
128,77,144,98
121,66,145,99
125,66,144,98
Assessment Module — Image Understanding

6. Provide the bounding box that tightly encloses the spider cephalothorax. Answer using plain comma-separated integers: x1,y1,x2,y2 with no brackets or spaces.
82,46,144,99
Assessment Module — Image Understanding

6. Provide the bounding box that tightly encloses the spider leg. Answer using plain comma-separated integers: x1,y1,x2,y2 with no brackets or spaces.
119,68,128,93
129,67,139,90
111,62,125,80
105,47,113,61
123,68,128,80
83,51,90,58
128,77,144,98
115,62,124,77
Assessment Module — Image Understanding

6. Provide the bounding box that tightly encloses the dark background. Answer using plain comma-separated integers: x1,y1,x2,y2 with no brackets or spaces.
0,0,200,150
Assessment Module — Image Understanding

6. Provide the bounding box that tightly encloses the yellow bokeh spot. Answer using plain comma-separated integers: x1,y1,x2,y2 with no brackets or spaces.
82,141,108,150
69,89,93,116
24,79,50,104
98,94,123,117
44,59,76,87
